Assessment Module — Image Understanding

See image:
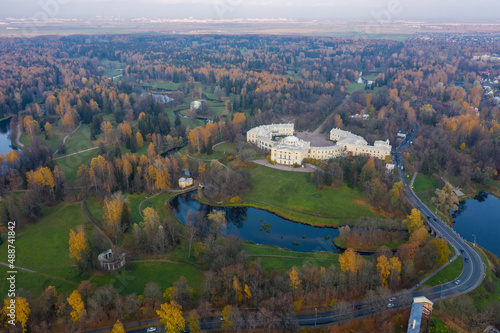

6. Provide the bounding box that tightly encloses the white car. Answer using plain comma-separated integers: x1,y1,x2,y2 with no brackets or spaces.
388,297,396,302
455,279,461,285
387,303,394,308
147,327,157,332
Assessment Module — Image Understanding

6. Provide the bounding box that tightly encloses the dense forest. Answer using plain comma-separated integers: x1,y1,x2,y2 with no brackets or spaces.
0,32,499,332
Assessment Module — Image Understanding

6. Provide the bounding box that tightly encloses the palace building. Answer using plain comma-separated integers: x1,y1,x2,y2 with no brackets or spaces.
247,123,391,165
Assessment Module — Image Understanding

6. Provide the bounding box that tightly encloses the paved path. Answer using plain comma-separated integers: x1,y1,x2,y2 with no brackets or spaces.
0,262,37,273
14,122,24,148
440,177,465,196
186,151,229,171
252,159,316,173
410,171,418,187
54,146,99,160
81,188,114,248
212,140,226,151
52,121,83,157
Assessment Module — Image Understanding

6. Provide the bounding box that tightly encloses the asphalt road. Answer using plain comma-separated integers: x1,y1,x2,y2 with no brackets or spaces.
393,125,485,301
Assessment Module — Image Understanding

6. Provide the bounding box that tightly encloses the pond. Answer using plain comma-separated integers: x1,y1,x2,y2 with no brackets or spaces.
0,118,16,155
451,191,500,257
170,191,339,253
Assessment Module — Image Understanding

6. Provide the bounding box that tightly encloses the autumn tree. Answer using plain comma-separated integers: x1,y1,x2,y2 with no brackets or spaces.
339,248,363,274
409,226,428,245
232,276,243,303
377,255,391,287
26,166,56,200
207,209,226,239
3,297,30,330
221,305,234,330
104,192,128,242
69,226,89,271
431,184,459,214
156,301,185,333
136,131,144,148
44,122,53,139
23,115,40,140
67,290,86,323
111,320,125,333
289,266,302,297
402,208,424,234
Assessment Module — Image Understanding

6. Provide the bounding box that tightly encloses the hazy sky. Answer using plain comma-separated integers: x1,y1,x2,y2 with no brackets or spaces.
1,0,499,22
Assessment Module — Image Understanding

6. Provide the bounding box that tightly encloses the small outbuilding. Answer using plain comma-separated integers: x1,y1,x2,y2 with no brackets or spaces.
179,177,193,189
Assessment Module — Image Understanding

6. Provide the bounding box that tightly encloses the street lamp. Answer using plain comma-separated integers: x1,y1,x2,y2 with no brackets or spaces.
472,234,476,247
315,307,317,327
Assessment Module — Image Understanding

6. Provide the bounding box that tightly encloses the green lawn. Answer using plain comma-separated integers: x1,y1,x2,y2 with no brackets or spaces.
429,317,459,333
57,148,101,182
140,193,179,222
0,203,89,271
239,164,376,225
413,173,439,192
90,262,203,296
104,69,123,78
243,243,339,273
214,142,236,154
0,265,81,298
85,196,105,223
143,81,182,91
424,257,463,287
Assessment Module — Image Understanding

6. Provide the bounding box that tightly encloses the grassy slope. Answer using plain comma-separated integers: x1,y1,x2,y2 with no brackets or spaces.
243,243,339,273
424,257,464,287
240,164,376,223
90,262,203,296
0,203,88,271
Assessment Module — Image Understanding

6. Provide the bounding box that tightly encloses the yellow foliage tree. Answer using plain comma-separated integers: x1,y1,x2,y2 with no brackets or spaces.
339,248,362,273
111,320,126,333
120,122,132,138
136,131,144,148
156,301,185,333
377,255,391,287
409,226,428,245
232,276,243,302
244,284,252,299
221,305,233,330
69,226,88,262
4,297,30,330
148,142,156,159
232,112,246,127
44,122,53,139
402,208,424,234
67,290,86,323
289,266,302,290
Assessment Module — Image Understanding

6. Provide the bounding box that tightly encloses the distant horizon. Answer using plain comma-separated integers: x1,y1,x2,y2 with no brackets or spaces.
1,0,499,23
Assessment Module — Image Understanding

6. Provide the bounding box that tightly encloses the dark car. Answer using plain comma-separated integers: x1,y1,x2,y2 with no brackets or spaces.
464,257,469,263
460,249,464,253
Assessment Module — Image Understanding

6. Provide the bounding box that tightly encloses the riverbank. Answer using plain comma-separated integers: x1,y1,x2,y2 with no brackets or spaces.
194,191,348,228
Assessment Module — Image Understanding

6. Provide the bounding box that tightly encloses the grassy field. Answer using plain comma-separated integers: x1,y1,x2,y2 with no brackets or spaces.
0,203,89,271
239,164,376,224
424,257,464,287
143,81,182,91
243,243,339,273
57,148,101,181
90,262,203,296
413,173,439,192
0,265,81,297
